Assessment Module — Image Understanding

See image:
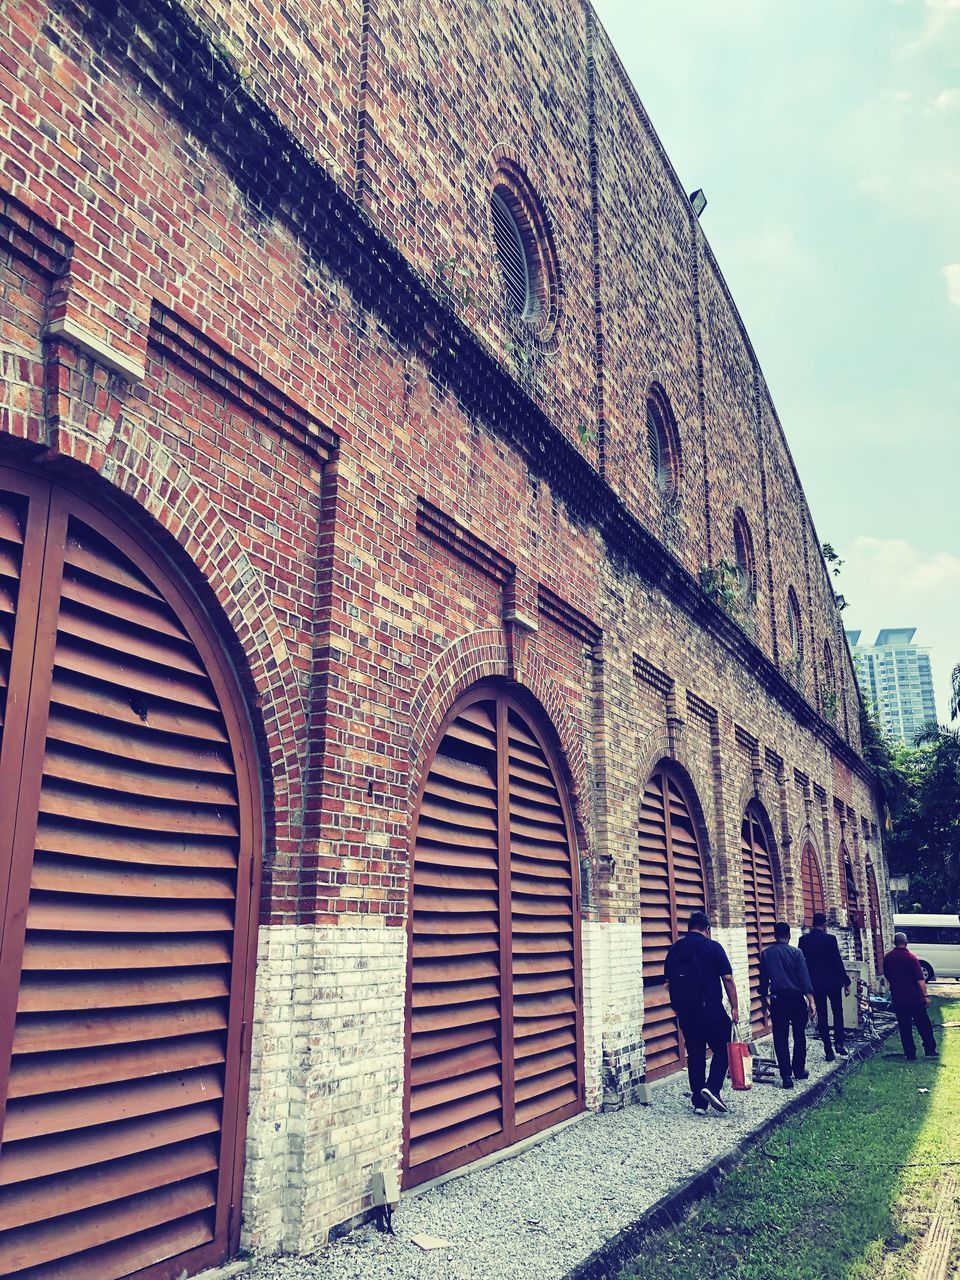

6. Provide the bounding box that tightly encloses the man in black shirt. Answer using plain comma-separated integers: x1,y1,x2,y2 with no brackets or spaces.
664,910,740,1114
760,921,817,1088
798,911,851,1061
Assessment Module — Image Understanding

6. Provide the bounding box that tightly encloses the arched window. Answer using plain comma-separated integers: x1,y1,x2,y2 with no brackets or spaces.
823,639,836,691
491,189,538,320
405,685,583,1187
645,387,681,505
733,509,756,598
787,587,803,661
638,764,708,1079
489,167,558,334
0,464,262,1278
742,804,778,1032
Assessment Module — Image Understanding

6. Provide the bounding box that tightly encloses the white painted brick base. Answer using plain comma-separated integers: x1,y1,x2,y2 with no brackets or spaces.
242,924,406,1256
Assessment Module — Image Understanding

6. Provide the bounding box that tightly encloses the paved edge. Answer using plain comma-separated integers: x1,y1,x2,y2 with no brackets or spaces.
561,1038,887,1280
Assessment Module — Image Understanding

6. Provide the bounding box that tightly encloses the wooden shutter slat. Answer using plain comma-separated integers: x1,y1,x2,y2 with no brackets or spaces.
410,999,501,1035
56,606,207,679
409,1021,499,1061
53,641,219,712
0,1136,220,1232
50,672,228,744
13,1001,228,1053
37,787,239,837
407,1087,502,1142
44,711,233,776
22,933,233,970
17,968,230,1013
35,820,237,870
408,1113,502,1170
410,1066,502,1115
8,1034,226,1098
62,534,165,602
31,852,235,901
12,1213,215,1280
0,1174,217,1273
0,1103,222,1186
2,1068,224,1143
27,895,234,933
410,1041,501,1088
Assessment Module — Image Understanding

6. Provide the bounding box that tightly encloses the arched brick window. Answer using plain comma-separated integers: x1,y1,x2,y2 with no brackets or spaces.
645,386,681,505
489,163,560,336
733,509,756,598
787,586,803,661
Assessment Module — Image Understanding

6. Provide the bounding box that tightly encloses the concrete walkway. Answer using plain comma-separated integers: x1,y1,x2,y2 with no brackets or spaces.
245,1037,854,1280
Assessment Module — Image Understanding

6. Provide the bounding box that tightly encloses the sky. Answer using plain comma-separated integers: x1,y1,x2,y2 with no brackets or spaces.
593,0,959,723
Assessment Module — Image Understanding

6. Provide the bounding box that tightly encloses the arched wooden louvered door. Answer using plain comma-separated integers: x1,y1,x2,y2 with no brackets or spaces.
841,846,864,961
0,466,261,1280
866,861,883,976
638,768,708,1080
405,689,583,1188
800,844,826,927
741,808,778,1033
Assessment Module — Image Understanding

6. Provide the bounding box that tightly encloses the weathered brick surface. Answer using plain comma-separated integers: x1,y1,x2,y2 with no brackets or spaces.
0,0,891,1257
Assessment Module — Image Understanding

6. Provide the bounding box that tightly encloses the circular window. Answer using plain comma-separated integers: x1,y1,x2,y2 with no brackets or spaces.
646,387,681,504
733,509,756,596
491,190,538,320
488,165,559,335
787,587,803,659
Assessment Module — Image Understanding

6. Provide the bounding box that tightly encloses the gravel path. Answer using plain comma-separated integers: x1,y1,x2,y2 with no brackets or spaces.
248,1040,849,1280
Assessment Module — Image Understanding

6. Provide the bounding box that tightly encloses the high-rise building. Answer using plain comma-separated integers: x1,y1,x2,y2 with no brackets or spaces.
847,628,939,743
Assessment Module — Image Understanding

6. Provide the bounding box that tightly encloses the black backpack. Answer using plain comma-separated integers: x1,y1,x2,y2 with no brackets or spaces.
665,938,709,1014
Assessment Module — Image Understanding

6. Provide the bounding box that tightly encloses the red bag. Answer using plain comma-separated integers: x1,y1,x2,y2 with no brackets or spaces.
727,1023,753,1091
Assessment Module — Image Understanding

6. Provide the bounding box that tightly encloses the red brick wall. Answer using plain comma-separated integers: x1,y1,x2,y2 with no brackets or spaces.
0,0,896,1245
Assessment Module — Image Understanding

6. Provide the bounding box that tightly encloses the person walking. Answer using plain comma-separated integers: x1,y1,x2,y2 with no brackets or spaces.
664,910,740,1114
883,932,938,1060
759,921,817,1088
798,911,851,1061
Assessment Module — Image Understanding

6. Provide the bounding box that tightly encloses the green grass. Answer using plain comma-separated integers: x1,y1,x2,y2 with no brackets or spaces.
617,996,960,1280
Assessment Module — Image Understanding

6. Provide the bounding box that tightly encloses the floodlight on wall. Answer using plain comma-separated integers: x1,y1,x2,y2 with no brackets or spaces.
689,188,707,218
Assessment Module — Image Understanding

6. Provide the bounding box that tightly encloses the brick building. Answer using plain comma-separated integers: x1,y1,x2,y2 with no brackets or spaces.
0,0,890,1275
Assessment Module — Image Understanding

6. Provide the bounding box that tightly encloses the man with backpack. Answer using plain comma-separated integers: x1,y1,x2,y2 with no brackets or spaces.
798,911,851,1061
664,910,740,1113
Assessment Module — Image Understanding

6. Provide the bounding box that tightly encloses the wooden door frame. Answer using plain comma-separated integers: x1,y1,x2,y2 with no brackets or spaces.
640,761,711,1082
401,680,585,1187
742,802,780,1035
0,461,264,1276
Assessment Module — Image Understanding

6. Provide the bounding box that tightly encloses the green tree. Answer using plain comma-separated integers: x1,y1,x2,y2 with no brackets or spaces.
950,661,960,722
908,722,960,911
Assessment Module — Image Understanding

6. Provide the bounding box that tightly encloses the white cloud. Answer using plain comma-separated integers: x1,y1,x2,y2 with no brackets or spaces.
944,263,960,305
933,87,960,111
843,537,960,719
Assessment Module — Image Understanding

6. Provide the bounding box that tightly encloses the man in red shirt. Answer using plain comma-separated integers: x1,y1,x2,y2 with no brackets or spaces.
883,932,937,1060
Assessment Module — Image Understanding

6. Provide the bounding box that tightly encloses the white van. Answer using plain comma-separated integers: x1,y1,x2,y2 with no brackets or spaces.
894,914,960,982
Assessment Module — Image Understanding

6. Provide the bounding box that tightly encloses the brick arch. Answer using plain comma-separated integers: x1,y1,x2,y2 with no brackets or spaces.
635,734,720,916
738,791,786,919
407,628,591,850
795,831,829,924
793,826,829,910
8,424,304,857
